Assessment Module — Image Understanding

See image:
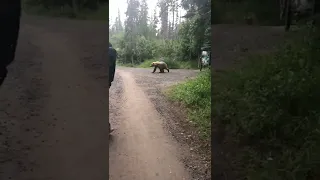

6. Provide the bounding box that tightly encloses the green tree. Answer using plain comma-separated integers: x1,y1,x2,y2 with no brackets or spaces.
114,8,124,33
123,0,140,64
138,0,149,38
158,0,169,38
110,0,210,66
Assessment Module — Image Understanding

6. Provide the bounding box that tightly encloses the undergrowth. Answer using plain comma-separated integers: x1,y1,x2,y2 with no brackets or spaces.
166,70,211,139
213,25,320,180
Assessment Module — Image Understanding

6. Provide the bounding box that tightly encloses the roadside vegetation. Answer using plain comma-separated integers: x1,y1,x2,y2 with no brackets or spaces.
166,70,211,139
213,24,320,180
211,0,320,178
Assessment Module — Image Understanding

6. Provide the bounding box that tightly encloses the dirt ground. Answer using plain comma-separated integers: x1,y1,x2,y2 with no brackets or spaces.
109,67,211,180
0,15,210,180
0,15,110,180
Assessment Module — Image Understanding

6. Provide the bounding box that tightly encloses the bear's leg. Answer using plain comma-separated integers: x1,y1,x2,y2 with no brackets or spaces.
152,66,157,73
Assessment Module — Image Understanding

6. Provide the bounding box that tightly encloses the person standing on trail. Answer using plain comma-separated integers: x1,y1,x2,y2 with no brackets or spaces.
0,1,21,87
109,42,117,133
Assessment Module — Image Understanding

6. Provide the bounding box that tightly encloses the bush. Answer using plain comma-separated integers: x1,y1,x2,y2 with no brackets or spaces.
166,70,211,138
213,26,320,179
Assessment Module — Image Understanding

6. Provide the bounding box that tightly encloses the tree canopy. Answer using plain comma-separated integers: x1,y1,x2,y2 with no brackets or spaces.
109,0,211,66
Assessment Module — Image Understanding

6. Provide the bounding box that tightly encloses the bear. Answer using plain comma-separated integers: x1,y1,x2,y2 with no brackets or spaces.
150,61,170,73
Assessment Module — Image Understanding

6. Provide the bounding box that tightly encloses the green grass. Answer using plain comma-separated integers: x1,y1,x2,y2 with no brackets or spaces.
165,70,211,139
212,26,320,180
23,3,108,20
136,58,198,69
117,62,135,67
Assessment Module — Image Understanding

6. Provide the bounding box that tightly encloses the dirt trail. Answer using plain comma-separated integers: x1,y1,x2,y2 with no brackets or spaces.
21,25,109,180
1,15,201,180
109,67,208,180
109,69,190,180
1,16,109,180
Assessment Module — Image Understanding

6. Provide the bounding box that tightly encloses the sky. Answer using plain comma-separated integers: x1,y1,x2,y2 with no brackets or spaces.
109,0,186,26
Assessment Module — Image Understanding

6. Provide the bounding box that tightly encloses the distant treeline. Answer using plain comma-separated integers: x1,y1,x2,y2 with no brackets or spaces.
23,0,107,10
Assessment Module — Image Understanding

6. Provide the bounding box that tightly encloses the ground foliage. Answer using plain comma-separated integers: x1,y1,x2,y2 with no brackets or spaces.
213,24,320,179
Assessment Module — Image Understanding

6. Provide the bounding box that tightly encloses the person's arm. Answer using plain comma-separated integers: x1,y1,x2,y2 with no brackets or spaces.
0,1,21,86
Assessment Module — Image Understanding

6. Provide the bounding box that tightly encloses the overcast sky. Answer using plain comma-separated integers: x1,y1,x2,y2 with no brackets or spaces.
109,0,186,25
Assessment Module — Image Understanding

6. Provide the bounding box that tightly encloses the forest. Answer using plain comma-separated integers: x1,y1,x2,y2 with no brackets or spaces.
109,0,211,68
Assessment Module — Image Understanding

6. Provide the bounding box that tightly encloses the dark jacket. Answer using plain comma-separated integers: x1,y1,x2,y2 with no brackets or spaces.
0,1,21,86
109,43,117,87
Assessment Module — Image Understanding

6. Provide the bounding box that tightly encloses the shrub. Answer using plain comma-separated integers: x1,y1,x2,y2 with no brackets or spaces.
212,26,320,179
167,70,211,138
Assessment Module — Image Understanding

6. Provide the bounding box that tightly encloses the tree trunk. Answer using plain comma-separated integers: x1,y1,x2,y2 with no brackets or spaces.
311,0,316,25
131,55,134,65
72,0,78,15
280,0,284,20
189,45,191,60
285,0,292,32
198,52,201,68
172,2,175,39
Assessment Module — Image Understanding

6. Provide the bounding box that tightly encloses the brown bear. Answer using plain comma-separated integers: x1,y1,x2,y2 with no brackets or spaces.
150,61,170,73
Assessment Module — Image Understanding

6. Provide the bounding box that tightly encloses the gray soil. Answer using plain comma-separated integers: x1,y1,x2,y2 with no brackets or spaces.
0,14,209,180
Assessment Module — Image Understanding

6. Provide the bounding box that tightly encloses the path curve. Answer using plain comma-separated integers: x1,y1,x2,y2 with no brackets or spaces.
109,69,190,180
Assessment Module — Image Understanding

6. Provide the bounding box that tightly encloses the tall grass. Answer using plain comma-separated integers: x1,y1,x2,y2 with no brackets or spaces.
166,70,211,139
213,26,320,179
